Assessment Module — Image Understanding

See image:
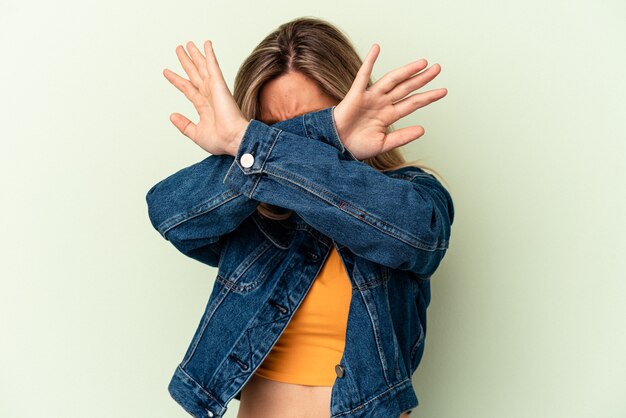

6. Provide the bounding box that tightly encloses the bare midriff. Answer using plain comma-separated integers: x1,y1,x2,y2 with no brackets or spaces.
236,246,412,418
236,374,412,418
238,246,349,417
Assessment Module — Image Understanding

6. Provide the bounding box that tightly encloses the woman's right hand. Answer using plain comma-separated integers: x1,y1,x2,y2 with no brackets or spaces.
162,40,250,156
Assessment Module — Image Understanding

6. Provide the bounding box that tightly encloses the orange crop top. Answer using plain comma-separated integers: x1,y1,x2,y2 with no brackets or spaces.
254,245,353,386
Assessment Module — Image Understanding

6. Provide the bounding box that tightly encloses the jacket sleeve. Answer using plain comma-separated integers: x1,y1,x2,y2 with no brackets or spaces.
144,112,354,268
145,154,260,267
223,106,455,278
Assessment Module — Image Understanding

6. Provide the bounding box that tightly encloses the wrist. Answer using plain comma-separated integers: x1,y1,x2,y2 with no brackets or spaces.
332,105,344,141
331,104,361,161
226,137,240,157
227,120,250,156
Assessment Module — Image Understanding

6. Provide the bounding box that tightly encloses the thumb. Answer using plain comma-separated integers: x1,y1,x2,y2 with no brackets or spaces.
169,113,197,140
382,125,425,153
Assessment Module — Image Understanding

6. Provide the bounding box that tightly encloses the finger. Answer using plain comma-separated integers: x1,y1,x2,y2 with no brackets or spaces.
352,43,380,92
387,63,441,102
393,88,448,119
169,112,197,140
373,58,428,96
163,68,197,99
382,125,425,153
175,44,203,88
186,41,210,79
203,40,228,89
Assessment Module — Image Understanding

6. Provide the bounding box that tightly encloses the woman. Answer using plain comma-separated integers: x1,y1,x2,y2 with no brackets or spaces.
151,17,453,418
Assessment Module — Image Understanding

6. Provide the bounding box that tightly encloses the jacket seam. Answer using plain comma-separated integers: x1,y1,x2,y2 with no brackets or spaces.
261,164,448,251
180,284,231,368
331,378,414,417
301,113,311,139
358,289,391,385
156,189,242,237
251,215,293,249
246,126,282,197
410,320,425,362
327,105,346,153
176,364,223,406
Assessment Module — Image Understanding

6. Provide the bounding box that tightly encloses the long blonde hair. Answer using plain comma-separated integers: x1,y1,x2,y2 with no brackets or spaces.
233,17,445,220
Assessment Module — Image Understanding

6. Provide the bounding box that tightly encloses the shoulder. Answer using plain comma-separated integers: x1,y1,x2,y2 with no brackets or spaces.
382,165,439,183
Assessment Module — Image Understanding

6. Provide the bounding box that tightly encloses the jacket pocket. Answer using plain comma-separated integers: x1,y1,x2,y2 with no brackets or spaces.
216,232,285,295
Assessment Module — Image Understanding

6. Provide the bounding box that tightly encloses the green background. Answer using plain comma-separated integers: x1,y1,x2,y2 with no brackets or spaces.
1,0,624,417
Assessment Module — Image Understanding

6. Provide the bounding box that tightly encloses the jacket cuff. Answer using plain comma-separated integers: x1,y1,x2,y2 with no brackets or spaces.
223,107,359,199
222,119,281,199
305,106,359,161
271,106,359,162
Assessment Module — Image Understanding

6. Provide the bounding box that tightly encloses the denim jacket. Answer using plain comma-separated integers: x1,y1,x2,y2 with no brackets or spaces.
145,106,454,418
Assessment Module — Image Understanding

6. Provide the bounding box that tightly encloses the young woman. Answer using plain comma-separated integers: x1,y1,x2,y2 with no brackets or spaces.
151,17,453,418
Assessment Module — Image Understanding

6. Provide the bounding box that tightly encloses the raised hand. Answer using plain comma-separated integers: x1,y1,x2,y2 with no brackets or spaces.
162,40,250,156
333,44,448,160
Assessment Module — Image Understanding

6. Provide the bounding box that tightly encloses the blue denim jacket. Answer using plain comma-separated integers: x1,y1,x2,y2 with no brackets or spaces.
146,106,454,418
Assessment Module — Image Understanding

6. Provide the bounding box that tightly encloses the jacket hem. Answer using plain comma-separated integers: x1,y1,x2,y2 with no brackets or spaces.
331,378,419,418
168,364,227,418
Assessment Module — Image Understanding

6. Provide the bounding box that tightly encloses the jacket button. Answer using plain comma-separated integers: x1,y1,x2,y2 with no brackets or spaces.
240,153,254,168
335,364,345,378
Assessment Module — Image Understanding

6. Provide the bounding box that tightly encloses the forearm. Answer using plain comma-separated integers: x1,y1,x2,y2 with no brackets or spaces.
145,154,259,266
222,106,454,277
145,106,360,265
227,105,358,162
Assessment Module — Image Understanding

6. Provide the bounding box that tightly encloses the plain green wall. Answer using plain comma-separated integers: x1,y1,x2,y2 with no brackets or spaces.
1,0,624,417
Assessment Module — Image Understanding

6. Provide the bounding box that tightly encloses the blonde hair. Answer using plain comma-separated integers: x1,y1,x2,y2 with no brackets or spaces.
233,16,446,220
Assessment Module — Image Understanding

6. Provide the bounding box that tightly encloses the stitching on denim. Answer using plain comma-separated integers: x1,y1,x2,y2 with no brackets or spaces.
358,288,391,385
410,320,425,361
328,106,346,153
181,284,231,368
231,238,272,276
267,164,419,244
215,272,271,294
176,364,223,405
215,245,283,294
352,263,391,290
301,113,310,139
263,164,448,251
331,378,414,417
251,215,293,249
352,277,387,290
337,199,447,250
384,279,402,381
158,189,241,236
248,126,281,197
270,164,446,250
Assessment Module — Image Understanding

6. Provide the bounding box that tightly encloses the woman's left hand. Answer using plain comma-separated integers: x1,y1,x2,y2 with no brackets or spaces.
333,44,448,160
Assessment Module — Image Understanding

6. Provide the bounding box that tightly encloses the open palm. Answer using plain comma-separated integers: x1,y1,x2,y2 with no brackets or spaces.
162,40,447,161
162,40,249,156
334,44,448,160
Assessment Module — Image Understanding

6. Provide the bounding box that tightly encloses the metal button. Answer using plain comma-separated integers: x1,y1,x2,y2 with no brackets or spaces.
207,410,214,417
240,153,254,168
335,364,345,378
